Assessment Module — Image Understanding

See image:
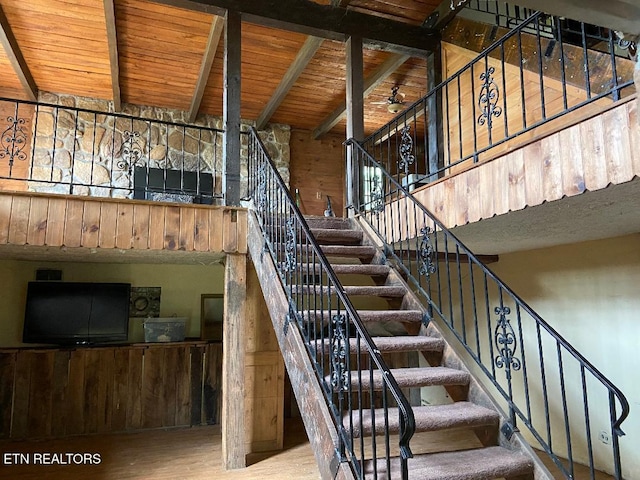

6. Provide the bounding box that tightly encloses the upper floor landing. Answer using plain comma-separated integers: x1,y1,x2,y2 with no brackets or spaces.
413,97,640,254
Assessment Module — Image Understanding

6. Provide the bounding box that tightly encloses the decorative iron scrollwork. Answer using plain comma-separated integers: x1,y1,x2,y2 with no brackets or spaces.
330,313,349,392
370,174,384,216
0,116,28,168
282,217,296,273
477,67,502,128
494,306,522,379
418,226,437,277
398,125,415,173
119,130,143,171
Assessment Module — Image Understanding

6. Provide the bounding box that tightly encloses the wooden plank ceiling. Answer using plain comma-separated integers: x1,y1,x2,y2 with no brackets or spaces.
0,0,443,137
0,0,634,137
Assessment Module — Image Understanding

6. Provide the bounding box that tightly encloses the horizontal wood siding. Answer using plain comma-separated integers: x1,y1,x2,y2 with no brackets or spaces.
0,343,222,439
0,193,247,254
413,98,640,230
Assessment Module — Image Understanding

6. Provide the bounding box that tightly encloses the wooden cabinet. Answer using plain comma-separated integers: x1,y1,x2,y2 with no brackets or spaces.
0,342,222,439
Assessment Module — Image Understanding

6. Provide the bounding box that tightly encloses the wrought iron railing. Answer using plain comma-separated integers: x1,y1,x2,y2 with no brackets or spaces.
465,0,540,32
0,97,224,203
347,140,630,479
465,0,634,49
247,127,416,479
363,10,636,190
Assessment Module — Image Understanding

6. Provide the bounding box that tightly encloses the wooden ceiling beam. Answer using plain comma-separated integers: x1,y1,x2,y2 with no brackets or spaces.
189,15,224,123
103,0,121,111
312,53,410,139
255,36,323,130
148,0,439,55
0,6,36,101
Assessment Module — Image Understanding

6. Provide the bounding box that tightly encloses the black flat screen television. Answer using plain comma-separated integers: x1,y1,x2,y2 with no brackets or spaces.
23,281,131,345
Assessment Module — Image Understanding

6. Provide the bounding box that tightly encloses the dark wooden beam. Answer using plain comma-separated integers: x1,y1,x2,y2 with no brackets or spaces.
188,15,224,123
148,0,439,55
423,0,470,30
0,5,36,101
222,10,241,207
345,35,364,212
312,53,410,139
103,0,121,111
399,245,499,264
255,36,324,130
426,46,443,181
436,252,499,265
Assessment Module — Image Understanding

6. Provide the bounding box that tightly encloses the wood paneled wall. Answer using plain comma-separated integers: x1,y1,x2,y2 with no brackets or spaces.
245,261,284,453
0,342,222,440
413,97,640,229
0,192,247,254
289,129,345,217
440,42,612,172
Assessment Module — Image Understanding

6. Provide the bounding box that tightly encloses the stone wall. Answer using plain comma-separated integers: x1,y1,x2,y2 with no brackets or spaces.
28,92,291,200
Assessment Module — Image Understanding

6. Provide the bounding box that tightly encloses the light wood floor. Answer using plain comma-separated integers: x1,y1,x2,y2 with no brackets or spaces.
0,419,320,480
0,420,615,480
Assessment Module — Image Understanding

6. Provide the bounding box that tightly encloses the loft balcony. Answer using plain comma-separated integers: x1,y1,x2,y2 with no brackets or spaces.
359,8,638,254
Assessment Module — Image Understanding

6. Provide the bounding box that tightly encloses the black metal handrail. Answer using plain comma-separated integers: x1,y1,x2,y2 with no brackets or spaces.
246,127,416,479
0,96,224,203
362,9,635,190
347,139,630,479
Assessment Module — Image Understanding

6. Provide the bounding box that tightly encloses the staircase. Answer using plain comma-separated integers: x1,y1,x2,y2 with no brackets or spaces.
246,126,628,480
302,216,538,479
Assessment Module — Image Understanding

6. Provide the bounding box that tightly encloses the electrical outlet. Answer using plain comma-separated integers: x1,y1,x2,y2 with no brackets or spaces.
316,191,322,199
599,430,611,445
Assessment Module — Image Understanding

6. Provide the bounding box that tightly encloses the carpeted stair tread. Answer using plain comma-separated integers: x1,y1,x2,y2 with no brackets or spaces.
363,446,534,480
370,335,445,352
298,264,390,277
303,309,423,324
310,228,363,245
318,245,377,260
341,367,470,390
312,335,444,354
292,285,406,297
304,216,352,230
345,402,500,437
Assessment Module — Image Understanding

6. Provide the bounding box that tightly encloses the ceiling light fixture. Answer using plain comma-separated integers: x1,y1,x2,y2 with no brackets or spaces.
386,86,405,114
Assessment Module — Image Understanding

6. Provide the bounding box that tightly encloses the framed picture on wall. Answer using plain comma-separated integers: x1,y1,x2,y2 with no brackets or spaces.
201,294,223,341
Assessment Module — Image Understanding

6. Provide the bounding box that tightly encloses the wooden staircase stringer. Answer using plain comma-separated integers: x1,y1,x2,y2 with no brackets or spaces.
247,212,353,480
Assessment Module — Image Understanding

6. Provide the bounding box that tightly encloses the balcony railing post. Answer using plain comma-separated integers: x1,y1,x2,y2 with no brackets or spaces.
222,10,242,207
427,47,444,182
346,35,364,215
